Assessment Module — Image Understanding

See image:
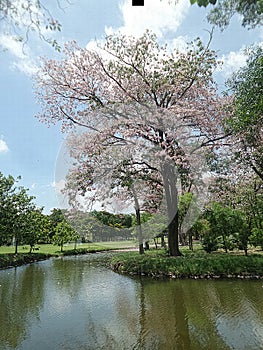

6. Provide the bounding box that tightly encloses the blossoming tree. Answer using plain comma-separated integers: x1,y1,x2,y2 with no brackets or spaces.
35,31,230,256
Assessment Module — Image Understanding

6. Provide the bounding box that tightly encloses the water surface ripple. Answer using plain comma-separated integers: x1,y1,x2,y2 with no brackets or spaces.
0,254,262,350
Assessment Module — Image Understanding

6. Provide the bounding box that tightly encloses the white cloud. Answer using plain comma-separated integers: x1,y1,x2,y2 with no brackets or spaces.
52,179,66,192
0,34,38,75
12,58,39,75
86,0,190,62
170,35,189,51
106,0,190,39
218,49,247,78
0,139,9,153
0,34,26,59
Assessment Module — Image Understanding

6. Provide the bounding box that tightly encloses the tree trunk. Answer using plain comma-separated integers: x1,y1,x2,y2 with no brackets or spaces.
179,227,187,246
167,213,182,256
222,235,228,253
162,162,182,257
15,238,18,254
161,234,166,248
189,231,193,251
244,247,248,256
132,187,144,255
136,208,144,254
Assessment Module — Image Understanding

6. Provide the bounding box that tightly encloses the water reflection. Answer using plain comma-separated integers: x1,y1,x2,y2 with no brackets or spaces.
131,278,263,350
0,264,45,349
0,255,262,350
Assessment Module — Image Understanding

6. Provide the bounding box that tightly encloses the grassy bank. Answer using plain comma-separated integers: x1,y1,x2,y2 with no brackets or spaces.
110,249,263,279
1,242,262,279
0,240,136,269
0,252,52,269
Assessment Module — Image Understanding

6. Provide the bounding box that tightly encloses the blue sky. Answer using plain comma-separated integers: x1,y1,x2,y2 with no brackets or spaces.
0,0,262,213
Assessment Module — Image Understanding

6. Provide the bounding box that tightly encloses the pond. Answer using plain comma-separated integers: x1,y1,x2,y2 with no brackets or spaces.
0,253,262,350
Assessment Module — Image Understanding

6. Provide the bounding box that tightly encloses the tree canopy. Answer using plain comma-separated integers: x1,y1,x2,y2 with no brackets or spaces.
226,46,263,180
207,0,263,29
0,172,41,253
35,30,231,256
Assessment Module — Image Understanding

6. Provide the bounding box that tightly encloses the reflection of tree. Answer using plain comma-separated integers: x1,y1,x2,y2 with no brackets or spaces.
176,280,263,349
138,280,146,348
84,318,120,350
1,257,262,349
139,280,192,349
0,265,45,348
112,277,263,349
179,280,230,349
114,278,192,349
50,257,88,300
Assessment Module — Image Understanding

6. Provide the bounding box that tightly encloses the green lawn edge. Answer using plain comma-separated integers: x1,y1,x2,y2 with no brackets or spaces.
0,245,119,269
110,250,263,279
1,244,263,280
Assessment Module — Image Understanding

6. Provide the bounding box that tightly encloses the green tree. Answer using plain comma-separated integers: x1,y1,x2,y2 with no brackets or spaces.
207,0,263,29
48,208,66,242
8,188,36,254
226,46,263,181
0,172,17,245
168,0,263,29
0,173,37,253
250,227,263,250
190,0,217,6
23,209,48,252
204,202,248,254
52,221,78,252
178,192,201,248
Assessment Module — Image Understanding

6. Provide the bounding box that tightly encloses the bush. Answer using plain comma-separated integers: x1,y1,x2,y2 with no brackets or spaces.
202,234,218,253
250,228,263,250
110,250,263,278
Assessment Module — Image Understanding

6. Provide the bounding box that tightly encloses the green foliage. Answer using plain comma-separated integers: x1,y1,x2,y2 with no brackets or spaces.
178,193,201,246
111,250,263,278
22,209,47,251
52,221,78,252
203,202,249,253
226,46,263,180
207,0,263,29
0,173,16,245
0,172,40,253
250,227,263,250
91,210,133,229
192,218,210,240
202,232,218,253
0,252,51,269
227,46,263,132
187,0,263,29
133,213,167,242
47,208,68,242
190,0,217,6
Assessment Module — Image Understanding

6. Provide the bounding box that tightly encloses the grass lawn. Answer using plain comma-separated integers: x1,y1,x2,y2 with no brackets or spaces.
1,241,262,279
0,240,137,269
0,240,137,256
